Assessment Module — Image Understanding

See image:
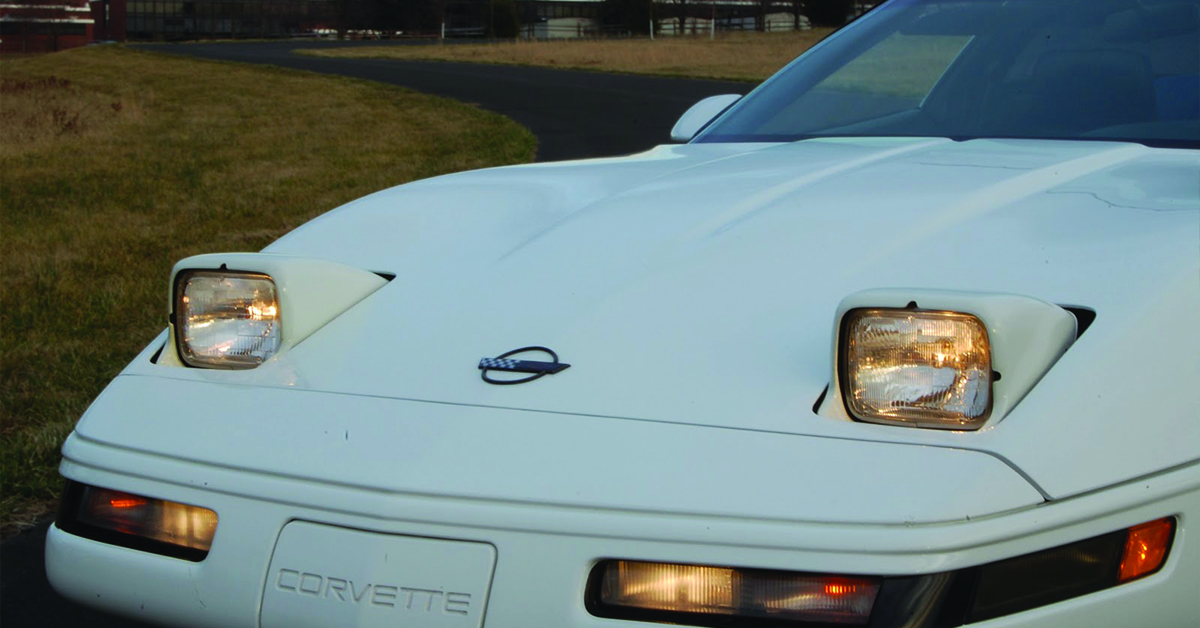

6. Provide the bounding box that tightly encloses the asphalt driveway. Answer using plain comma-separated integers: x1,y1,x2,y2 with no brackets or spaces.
1,39,752,628
138,40,751,162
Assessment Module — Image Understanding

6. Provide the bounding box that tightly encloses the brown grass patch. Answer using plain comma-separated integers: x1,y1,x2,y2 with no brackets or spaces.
300,30,837,82
0,75,144,157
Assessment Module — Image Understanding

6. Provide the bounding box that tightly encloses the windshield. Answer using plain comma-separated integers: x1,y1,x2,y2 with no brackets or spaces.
697,0,1200,148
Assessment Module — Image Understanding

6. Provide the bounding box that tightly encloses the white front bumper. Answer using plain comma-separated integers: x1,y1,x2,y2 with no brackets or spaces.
45,375,1200,627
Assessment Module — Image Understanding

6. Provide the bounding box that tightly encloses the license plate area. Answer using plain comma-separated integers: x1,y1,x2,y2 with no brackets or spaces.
261,521,496,628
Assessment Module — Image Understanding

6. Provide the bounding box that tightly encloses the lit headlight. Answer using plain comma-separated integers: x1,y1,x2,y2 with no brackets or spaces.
841,308,992,430
588,560,880,625
174,270,281,369
57,481,218,561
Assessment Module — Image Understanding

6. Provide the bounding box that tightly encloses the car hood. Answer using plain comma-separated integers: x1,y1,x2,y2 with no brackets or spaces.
166,138,1200,499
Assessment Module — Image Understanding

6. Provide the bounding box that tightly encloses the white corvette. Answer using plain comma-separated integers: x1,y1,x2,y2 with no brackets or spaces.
46,1,1199,627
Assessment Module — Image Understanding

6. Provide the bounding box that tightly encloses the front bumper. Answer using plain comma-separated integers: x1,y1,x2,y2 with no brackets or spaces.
45,375,1200,627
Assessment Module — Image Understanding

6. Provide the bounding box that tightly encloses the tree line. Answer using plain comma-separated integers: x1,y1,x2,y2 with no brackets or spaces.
330,0,857,37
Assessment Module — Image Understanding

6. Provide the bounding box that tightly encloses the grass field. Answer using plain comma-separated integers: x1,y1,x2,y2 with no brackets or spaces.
300,30,836,82
0,46,535,537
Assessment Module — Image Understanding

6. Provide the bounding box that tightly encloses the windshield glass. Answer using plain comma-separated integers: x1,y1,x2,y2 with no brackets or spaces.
697,0,1200,148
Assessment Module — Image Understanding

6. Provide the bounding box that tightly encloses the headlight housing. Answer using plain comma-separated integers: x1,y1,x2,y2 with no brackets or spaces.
817,289,1079,430
174,270,281,369
57,481,219,562
841,308,992,429
163,253,390,370
588,561,881,625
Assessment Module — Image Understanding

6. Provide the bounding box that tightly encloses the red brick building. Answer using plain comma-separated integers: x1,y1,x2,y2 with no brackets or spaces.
0,1,98,53
91,0,126,42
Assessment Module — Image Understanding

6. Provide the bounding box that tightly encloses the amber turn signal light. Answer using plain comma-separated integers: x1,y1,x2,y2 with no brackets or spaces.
968,516,1176,623
1119,518,1174,582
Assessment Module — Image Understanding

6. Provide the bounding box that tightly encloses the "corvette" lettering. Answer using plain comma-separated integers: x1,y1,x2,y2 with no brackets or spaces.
275,568,472,616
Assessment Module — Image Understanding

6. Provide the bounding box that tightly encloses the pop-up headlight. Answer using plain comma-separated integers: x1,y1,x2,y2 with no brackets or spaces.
175,270,281,369
162,253,390,370
842,308,992,429
819,290,1079,430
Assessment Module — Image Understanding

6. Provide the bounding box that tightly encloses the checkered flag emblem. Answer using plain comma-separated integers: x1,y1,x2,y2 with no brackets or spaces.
478,347,570,383
479,358,520,370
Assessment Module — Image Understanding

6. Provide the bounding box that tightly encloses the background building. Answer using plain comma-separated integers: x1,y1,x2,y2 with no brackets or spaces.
1,1,95,53
122,0,335,41
2,0,870,52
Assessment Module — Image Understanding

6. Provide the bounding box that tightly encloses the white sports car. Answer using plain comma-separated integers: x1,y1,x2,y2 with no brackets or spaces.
46,1,1199,627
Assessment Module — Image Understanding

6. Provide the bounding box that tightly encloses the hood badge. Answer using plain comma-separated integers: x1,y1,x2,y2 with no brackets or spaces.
479,346,570,385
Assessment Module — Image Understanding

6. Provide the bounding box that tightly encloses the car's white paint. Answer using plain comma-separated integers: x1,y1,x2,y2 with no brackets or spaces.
160,253,387,368
125,138,1199,500
46,431,1200,627
46,136,1200,626
669,94,742,142
261,521,496,628
817,288,1078,428
69,375,1044,525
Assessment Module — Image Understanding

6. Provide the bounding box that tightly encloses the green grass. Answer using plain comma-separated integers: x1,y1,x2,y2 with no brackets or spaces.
0,46,535,537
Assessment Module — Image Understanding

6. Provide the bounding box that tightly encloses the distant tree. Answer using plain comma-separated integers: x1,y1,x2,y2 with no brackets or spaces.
671,0,693,35
333,0,371,38
490,0,520,38
603,0,656,34
348,0,441,35
790,0,804,30
395,0,440,32
804,0,853,27
757,0,771,31
371,0,405,32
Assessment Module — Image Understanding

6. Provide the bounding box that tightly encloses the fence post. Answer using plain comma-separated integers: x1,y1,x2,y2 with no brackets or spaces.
649,19,654,40
440,22,445,40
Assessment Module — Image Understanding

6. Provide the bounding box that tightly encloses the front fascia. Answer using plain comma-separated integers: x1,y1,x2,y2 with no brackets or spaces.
49,427,1200,628
121,260,1200,503
71,374,1041,526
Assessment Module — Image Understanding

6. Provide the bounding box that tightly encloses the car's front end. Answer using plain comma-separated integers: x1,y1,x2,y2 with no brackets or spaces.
44,393,1200,628
46,0,1200,626
44,358,1200,628
45,379,1200,627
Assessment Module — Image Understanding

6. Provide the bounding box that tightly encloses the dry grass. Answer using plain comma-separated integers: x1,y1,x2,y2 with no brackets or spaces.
0,75,145,156
300,30,837,82
0,46,535,537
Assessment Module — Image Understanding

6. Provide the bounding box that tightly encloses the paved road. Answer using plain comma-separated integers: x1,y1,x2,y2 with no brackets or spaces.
1,40,753,628
138,40,752,162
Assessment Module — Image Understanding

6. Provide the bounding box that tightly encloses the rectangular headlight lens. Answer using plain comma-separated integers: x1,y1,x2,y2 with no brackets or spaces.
57,482,218,561
842,309,991,429
590,561,879,625
175,270,280,369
